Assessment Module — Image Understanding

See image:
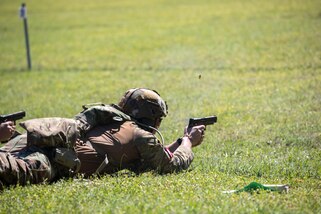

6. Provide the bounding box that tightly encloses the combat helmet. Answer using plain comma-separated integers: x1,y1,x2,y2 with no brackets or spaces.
118,88,168,129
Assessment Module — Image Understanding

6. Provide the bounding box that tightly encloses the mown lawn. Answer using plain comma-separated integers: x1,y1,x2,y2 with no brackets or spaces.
0,0,320,213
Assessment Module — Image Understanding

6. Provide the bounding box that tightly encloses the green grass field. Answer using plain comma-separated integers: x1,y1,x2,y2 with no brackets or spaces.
1,0,321,213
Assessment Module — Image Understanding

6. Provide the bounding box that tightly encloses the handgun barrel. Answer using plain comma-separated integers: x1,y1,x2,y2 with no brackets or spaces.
188,116,217,127
0,111,26,122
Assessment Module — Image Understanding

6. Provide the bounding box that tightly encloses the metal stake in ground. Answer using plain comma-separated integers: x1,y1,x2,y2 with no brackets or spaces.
19,3,32,70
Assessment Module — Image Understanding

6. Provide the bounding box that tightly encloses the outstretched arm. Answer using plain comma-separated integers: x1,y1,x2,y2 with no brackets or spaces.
166,125,206,153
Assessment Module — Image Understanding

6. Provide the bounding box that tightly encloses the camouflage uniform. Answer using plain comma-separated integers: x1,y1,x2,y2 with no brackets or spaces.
0,118,78,189
0,134,55,188
75,120,194,176
0,105,194,188
74,104,194,176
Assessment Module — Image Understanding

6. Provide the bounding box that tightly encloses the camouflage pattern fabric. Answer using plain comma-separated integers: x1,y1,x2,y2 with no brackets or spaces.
0,104,195,188
20,117,78,148
0,138,55,188
75,104,131,137
137,139,194,173
75,121,194,176
74,104,194,175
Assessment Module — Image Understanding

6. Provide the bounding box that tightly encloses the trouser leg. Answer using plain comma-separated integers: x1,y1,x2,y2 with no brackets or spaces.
0,133,28,155
0,148,55,188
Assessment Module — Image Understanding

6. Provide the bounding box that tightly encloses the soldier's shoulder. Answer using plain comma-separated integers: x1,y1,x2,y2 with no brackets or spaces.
124,121,156,142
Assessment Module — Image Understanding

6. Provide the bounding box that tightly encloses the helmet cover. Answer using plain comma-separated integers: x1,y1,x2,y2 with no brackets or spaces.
118,88,168,125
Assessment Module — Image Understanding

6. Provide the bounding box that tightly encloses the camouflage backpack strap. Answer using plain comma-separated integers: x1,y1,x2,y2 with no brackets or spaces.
75,103,131,138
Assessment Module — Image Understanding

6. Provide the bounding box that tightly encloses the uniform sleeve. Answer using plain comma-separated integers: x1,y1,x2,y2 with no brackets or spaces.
135,132,194,174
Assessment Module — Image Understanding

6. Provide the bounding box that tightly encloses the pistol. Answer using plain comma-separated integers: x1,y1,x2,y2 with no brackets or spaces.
188,116,217,128
0,111,26,124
